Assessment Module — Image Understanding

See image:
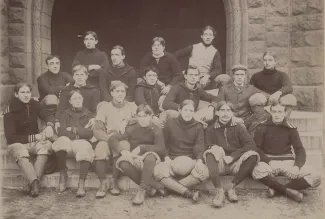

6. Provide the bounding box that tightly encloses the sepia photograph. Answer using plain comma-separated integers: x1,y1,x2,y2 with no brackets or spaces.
0,0,324,218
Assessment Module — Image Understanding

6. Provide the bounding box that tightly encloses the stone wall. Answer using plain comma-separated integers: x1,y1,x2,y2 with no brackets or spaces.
247,0,323,111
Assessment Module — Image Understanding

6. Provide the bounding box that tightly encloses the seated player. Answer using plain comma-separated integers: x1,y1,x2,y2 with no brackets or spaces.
174,25,231,95
154,100,209,203
93,81,137,197
3,83,53,197
51,90,95,197
108,104,166,205
252,102,321,202
204,101,259,207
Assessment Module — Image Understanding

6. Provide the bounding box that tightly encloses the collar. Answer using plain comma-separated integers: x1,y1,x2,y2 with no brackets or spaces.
4,98,37,114
111,100,127,108
214,118,237,128
263,68,277,74
262,117,296,129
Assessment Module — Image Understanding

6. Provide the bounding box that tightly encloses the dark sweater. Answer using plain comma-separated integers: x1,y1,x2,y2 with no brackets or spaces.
205,119,257,161
163,81,217,111
99,64,137,102
37,71,74,102
134,81,161,115
139,52,183,86
58,107,93,140
249,68,293,95
108,121,166,157
254,118,306,168
72,48,110,88
164,116,205,160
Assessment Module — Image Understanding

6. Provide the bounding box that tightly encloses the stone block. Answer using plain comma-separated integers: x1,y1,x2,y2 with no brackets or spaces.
8,7,25,23
266,32,289,47
8,68,26,83
0,73,11,85
9,52,26,68
266,47,289,67
0,85,15,108
292,14,324,31
41,25,51,40
41,12,51,28
292,86,315,108
8,0,26,8
248,41,266,53
291,67,324,85
292,0,323,15
8,23,25,36
9,36,25,52
265,0,289,16
291,47,324,67
247,0,264,8
248,24,266,40
1,36,9,55
305,31,324,46
266,16,289,32
248,53,264,69
1,53,9,70
248,7,266,24
41,38,51,54
314,86,323,109
1,6,9,36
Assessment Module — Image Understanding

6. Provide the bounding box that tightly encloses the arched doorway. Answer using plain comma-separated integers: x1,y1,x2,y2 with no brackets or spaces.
51,0,227,73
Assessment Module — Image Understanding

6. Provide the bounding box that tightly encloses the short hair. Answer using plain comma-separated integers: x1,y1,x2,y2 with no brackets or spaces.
270,102,288,112
152,37,166,47
201,25,217,37
84,31,98,40
231,64,247,74
68,89,83,100
136,104,154,116
215,101,235,112
14,82,32,93
112,45,126,56
109,80,128,93
45,54,60,65
184,64,199,75
72,65,88,75
179,99,195,110
144,66,159,76
263,51,277,60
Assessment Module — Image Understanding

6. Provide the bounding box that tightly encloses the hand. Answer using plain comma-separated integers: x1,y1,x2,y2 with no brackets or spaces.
287,166,300,179
35,134,43,142
161,85,171,95
85,118,96,130
66,127,72,131
269,91,282,104
66,83,70,86
131,146,141,156
153,116,164,128
55,122,60,133
200,75,210,87
223,156,234,164
44,126,54,139
232,116,244,124
201,107,214,122
88,64,101,70
118,120,128,134
157,80,165,87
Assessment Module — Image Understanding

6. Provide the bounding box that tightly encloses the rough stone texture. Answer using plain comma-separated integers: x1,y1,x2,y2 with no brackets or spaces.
247,0,264,8
293,86,316,109
8,7,25,23
265,0,290,16
8,0,27,8
248,24,266,41
291,31,323,47
266,32,289,47
9,53,26,68
1,36,9,56
266,47,289,67
8,36,25,52
291,47,324,67
248,41,265,53
248,53,264,69
266,16,289,32
1,1,9,36
314,86,323,109
292,0,324,15
8,23,25,36
248,7,266,24
0,85,15,109
1,73,11,85
41,25,51,40
291,67,324,86
8,68,26,84
292,14,324,31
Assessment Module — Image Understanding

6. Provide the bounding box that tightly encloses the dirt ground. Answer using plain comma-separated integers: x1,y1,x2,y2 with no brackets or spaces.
1,188,324,219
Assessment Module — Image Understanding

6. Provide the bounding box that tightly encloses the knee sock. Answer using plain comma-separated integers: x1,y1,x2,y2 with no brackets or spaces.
17,157,38,183
95,160,107,181
112,157,120,180
79,161,91,180
141,155,163,189
161,177,188,195
119,161,141,185
232,155,258,186
56,151,67,172
286,178,311,190
206,154,221,188
259,175,287,194
34,155,48,179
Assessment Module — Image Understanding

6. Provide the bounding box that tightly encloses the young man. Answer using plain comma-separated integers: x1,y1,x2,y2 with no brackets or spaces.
139,37,183,96
204,101,259,207
252,103,321,202
99,45,138,102
93,81,137,197
174,26,231,93
3,83,54,197
37,55,73,102
154,100,209,203
108,105,166,205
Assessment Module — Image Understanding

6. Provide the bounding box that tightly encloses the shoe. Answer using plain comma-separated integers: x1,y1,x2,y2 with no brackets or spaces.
157,188,169,197
30,179,40,197
96,181,107,198
286,188,303,203
110,179,121,196
132,188,146,205
267,188,275,198
22,183,31,195
212,188,225,208
192,191,200,203
59,170,68,193
147,188,157,197
226,188,238,202
76,179,86,198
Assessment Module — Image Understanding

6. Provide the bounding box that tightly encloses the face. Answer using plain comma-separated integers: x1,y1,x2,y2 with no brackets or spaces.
263,54,276,70
15,85,32,103
111,49,125,66
111,85,126,103
137,111,152,127
73,70,88,86
233,70,246,86
184,69,200,85
179,104,195,121
144,70,158,85
84,34,98,49
270,105,287,124
152,41,165,55
46,57,60,74
201,29,215,45
69,92,83,108
217,104,234,124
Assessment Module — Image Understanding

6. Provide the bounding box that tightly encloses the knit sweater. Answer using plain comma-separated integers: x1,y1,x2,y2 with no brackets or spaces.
164,116,205,160
249,68,293,95
37,71,74,102
139,52,183,86
134,81,161,115
205,119,257,161
99,64,137,102
254,118,306,168
162,81,217,111
72,48,110,88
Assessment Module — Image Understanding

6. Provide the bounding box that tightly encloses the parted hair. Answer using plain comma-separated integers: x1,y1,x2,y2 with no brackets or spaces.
72,65,88,75
136,104,154,115
112,45,126,56
201,25,216,36
14,82,32,93
263,51,277,60
144,66,159,76
45,54,60,65
179,99,195,110
84,31,98,40
109,80,128,92
67,89,83,100
152,37,166,47
215,101,235,112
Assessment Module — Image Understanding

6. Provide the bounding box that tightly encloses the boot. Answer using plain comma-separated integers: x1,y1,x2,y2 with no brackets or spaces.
285,188,303,203
267,188,276,198
96,181,107,198
147,188,157,197
22,183,31,195
110,178,121,196
59,169,68,193
157,188,169,197
226,188,238,202
30,179,40,197
212,188,225,208
132,186,146,205
76,179,86,197
184,190,200,203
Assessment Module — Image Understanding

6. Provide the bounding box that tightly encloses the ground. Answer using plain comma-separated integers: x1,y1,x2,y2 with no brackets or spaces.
2,188,324,219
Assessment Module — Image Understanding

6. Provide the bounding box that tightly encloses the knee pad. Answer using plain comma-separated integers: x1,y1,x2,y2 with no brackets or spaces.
191,161,209,181
52,136,71,152
249,93,268,107
8,143,29,161
74,140,94,162
36,140,52,155
203,146,225,163
251,162,273,180
94,141,110,160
